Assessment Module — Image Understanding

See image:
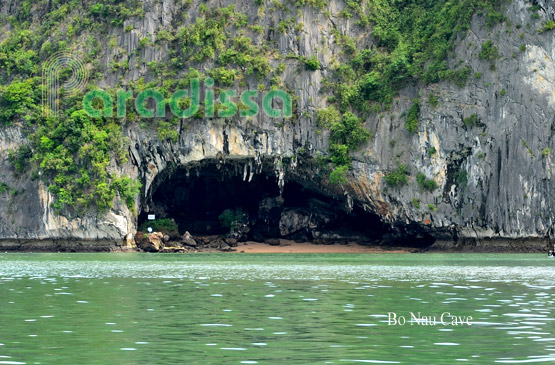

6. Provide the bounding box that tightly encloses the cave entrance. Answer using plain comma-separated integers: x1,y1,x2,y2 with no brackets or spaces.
140,158,393,245
145,159,280,235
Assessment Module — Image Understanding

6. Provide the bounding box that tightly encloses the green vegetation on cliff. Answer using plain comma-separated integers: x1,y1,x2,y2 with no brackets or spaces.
318,0,508,181
325,0,508,114
0,0,513,210
384,164,409,188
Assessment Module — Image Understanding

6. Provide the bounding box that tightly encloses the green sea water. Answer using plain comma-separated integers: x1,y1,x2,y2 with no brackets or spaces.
0,253,554,364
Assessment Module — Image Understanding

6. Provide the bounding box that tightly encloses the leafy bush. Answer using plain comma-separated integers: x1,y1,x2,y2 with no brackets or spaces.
218,208,245,231
326,111,372,182
463,113,478,127
156,29,174,43
294,0,326,9
89,3,106,16
329,112,371,151
440,66,472,87
0,182,14,194
0,35,39,77
539,20,555,33
8,145,32,173
385,164,408,187
485,9,506,28
316,106,372,183
329,144,350,167
428,93,439,107
138,37,151,48
0,79,36,124
304,55,320,71
405,101,420,133
177,6,234,62
216,35,270,77
157,121,179,143
423,179,438,191
112,176,142,209
412,198,421,209
316,106,341,128
211,67,238,86
330,165,349,185
139,218,179,237
416,173,439,192
358,71,389,101
87,1,143,27
455,169,468,188
479,40,499,61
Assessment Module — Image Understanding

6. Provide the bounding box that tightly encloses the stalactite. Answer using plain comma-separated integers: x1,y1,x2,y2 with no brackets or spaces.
248,160,254,183
274,157,285,196
346,193,353,213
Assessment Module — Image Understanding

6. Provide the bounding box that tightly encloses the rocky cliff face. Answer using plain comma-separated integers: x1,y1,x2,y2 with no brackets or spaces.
0,0,553,248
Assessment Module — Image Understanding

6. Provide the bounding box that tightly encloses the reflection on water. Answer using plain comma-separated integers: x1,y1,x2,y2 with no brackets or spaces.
0,253,553,363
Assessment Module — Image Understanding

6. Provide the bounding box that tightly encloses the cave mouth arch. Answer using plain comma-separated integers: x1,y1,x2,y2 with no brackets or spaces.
140,158,433,247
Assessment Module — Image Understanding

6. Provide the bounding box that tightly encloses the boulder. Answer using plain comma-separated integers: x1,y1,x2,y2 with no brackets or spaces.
133,232,146,250
279,208,311,236
182,231,197,247
229,222,250,241
225,237,238,247
256,196,284,237
265,238,281,246
135,232,144,239
312,230,371,245
213,238,225,248
124,233,136,248
136,232,164,252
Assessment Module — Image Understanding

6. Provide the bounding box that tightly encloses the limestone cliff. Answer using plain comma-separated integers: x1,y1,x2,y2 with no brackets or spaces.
0,0,553,248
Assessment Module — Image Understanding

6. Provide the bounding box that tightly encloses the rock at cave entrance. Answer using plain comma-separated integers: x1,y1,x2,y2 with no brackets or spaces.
182,231,197,247
124,233,136,248
265,238,281,246
229,221,250,242
135,232,164,252
220,242,232,251
279,208,312,237
225,237,238,247
257,197,284,237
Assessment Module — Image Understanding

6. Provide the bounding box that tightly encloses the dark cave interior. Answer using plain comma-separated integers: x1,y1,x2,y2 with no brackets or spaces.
140,159,435,247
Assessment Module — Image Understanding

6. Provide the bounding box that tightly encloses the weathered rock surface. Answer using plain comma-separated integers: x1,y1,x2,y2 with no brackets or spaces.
279,209,312,237
181,231,197,247
265,238,281,246
135,232,164,252
0,0,553,249
225,237,238,247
